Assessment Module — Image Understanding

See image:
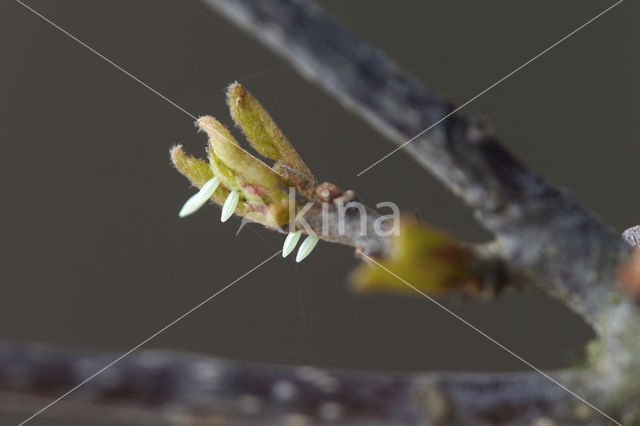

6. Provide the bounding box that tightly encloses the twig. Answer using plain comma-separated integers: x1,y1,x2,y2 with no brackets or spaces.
0,342,593,425
199,0,632,327
7,0,639,424
196,0,640,423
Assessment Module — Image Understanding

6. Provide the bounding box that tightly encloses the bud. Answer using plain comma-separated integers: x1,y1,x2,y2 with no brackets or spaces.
350,218,477,296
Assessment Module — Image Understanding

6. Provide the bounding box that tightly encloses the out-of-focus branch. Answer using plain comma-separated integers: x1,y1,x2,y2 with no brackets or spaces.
199,0,632,329
200,0,554,214
0,343,605,425
6,1,638,425
196,0,640,423
199,0,634,332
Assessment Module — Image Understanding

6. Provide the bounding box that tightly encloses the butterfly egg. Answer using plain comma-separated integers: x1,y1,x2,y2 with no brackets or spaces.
221,190,240,222
282,230,302,257
296,235,319,263
179,177,220,217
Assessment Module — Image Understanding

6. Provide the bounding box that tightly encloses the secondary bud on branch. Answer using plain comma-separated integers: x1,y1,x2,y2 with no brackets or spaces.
351,218,478,296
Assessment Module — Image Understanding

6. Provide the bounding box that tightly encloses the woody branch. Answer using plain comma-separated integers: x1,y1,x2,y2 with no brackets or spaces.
3,0,638,425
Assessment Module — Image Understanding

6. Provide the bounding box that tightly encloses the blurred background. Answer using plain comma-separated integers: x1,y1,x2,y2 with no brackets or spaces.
0,0,637,424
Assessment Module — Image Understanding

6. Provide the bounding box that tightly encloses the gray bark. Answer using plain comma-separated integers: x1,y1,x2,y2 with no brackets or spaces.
4,0,638,425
